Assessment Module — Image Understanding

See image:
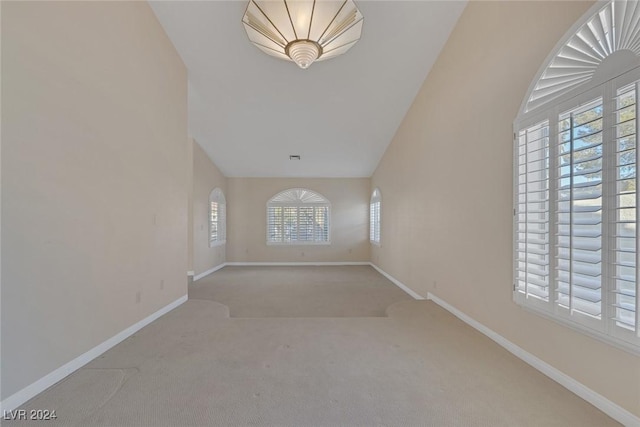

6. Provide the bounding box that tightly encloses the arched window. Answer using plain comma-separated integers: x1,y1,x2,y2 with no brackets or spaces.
267,188,330,244
515,0,640,351
370,188,381,244
209,188,226,247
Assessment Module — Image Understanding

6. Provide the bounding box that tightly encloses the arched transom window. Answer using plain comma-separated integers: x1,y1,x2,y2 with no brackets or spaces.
515,0,640,351
267,188,330,245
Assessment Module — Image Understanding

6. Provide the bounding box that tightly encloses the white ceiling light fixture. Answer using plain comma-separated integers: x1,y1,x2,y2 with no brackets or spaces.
242,0,364,69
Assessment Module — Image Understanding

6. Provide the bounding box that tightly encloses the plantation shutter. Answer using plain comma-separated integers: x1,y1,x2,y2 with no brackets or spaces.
555,99,604,321
370,201,380,242
370,189,381,243
267,206,283,242
284,207,297,242
314,206,329,242
210,201,219,244
516,70,640,348
209,188,226,246
513,1,640,350
299,207,314,241
515,121,551,303
613,82,638,335
219,202,226,242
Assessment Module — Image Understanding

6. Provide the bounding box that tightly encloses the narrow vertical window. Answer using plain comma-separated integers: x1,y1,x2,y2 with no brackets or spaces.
370,188,381,244
209,188,226,247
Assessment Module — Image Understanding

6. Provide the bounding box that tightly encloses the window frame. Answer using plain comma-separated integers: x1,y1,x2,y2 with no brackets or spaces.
266,188,331,246
514,66,640,354
370,188,381,245
209,188,226,248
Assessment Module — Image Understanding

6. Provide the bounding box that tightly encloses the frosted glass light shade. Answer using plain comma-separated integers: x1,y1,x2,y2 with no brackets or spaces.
242,0,363,69
286,40,320,69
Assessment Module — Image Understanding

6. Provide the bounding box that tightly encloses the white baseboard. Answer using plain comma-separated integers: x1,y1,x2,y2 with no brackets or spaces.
193,263,225,281
426,292,640,427
225,261,370,267
187,270,194,277
0,295,188,413
369,263,424,300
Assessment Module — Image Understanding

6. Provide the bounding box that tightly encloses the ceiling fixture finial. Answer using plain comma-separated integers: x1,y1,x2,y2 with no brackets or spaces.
242,0,364,70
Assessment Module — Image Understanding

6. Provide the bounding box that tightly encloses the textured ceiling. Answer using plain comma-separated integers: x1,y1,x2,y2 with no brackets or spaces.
150,1,467,177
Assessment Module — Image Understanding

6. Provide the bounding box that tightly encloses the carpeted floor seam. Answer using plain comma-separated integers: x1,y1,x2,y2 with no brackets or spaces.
74,368,140,427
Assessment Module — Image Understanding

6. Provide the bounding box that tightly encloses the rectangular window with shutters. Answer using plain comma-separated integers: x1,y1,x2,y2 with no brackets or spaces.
514,70,640,353
267,205,330,245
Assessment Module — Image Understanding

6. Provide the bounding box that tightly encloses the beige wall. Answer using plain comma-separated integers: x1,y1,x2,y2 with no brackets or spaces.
1,1,188,400
372,0,640,418
227,178,370,263
193,140,227,275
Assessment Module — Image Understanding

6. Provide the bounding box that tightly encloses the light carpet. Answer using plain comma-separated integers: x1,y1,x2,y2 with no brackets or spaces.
189,265,413,318
4,266,619,426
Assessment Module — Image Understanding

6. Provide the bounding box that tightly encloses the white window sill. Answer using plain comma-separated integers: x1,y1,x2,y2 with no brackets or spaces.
514,296,640,356
267,241,331,246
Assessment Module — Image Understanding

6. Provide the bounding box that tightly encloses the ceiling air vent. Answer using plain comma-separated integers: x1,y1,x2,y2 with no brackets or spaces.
289,155,301,160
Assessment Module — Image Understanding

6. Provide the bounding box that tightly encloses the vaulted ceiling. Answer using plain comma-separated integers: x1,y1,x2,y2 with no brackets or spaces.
150,1,467,177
